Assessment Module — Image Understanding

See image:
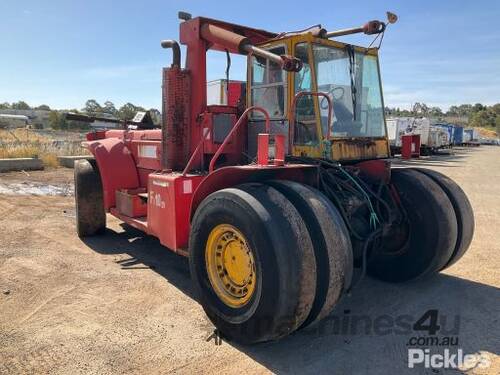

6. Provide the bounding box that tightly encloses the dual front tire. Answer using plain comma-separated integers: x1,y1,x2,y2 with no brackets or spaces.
190,170,474,343
189,182,353,344
368,168,474,282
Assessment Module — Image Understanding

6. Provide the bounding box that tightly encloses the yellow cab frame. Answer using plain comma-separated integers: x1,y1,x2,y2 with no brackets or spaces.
247,32,391,162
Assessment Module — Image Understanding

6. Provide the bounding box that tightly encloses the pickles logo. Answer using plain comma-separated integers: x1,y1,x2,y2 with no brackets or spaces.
408,349,491,370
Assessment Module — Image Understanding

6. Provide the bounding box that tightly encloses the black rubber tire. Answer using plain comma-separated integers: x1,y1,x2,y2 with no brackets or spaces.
412,168,475,269
267,180,353,328
74,159,106,237
189,183,316,344
368,168,457,282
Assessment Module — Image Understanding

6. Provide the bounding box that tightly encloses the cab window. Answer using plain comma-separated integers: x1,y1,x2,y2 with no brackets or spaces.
250,46,287,119
293,42,319,145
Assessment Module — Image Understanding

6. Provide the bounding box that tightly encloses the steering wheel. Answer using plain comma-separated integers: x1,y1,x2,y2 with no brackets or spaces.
320,86,345,110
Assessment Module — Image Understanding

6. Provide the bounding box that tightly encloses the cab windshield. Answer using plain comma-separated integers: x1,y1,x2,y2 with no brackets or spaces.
315,44,385,138
295,43,386,139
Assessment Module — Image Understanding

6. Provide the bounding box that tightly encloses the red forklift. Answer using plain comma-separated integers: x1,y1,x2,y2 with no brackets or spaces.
75,12,474,343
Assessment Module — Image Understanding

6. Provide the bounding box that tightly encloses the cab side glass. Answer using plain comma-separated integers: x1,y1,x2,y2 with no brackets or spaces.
250,46,287,119
293,43,319,145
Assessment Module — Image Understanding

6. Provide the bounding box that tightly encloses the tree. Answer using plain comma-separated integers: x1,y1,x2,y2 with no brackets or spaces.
35,104,51,111
0,102,10,109
412,102,429,116
83,99,102,115
470,109,495,128
429,107,443,118
117,103,146,121
48,111,67,130
492,103,500,116
447,105,459,116
11,101,31,110
472,103,485,113
102,101,118,116
457,104,473,117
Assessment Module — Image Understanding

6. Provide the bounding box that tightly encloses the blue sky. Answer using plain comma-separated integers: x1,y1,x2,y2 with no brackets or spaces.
1,0,499,111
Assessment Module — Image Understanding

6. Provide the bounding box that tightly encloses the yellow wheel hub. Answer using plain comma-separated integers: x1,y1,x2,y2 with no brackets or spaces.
205,224,256,308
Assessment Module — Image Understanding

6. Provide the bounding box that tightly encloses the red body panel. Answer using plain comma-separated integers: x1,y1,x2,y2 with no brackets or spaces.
355,159,391,184
130,140,162,170
227,81,245,106
189,164,319,219
81,17,353,256
115,189,148,217
147,173,204,251
87,138,139,209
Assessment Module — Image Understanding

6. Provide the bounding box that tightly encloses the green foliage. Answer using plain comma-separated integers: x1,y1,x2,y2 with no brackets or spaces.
0,102,10,109
83,99,102,115
117,102,146,121
48,111,67,130
386,102,500,135
81,99,149,121
103,100,118,116
470,108,497,128
35,104,51,111
11,101,31,110
492,103,500,116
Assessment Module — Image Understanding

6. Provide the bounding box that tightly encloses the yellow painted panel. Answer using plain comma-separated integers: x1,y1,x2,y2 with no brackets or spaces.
291,145,322,158
331,138,390,161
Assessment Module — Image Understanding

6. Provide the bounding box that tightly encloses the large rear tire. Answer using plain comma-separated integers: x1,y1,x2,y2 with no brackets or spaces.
267,180,352,328
189,184,316,343
412,168,474,269
74,159,106,237
368,169,457,282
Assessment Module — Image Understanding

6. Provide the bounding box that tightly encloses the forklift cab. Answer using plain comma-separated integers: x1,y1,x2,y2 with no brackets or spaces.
247,33,390,162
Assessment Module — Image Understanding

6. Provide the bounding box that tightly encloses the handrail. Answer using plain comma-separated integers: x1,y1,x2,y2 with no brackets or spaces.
182,129,208,176
209,106,270,173
289,91,333,150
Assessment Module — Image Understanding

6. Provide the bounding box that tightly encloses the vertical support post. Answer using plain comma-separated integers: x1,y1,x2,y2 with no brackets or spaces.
257,134,270,166
274,134,285,166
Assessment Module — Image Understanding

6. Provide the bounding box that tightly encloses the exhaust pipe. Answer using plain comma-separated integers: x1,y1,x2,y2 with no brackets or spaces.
161,39,181,67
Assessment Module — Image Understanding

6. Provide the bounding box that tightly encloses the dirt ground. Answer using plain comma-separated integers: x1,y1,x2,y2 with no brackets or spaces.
0,146,499,374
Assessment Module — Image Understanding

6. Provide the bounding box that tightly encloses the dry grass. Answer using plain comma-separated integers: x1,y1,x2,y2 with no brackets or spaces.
40,153,60,168
0,144,39,159
475,127,498,138
0,128,89,168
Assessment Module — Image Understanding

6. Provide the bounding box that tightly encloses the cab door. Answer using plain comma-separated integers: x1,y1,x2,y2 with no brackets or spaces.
290,38,326,158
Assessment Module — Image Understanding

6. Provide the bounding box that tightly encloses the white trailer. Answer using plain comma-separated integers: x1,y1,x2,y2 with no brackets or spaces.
463,129,472,143
428,126,449,149
407,118,431,146
386,118,410,147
